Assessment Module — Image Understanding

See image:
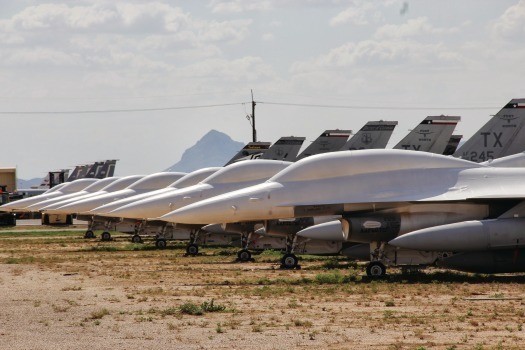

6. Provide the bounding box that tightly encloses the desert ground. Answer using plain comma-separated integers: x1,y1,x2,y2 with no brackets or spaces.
1,222,525,349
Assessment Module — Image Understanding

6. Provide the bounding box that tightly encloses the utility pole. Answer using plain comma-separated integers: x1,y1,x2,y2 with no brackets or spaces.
251,89,257,142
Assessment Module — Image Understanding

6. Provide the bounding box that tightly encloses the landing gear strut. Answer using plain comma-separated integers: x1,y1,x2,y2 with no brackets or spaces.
280,233,301,269
236,231,254,262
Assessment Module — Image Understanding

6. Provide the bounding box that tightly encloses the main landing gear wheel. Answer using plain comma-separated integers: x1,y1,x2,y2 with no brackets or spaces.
155,239,167,249
281,253,299,269
237,249,252,262
186,244,199,256
84,230,95,239
131,235,142,244
366,261,387,277
101,232,112,241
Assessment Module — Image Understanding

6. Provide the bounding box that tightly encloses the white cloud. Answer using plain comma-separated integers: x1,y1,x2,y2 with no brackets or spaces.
180,56,276,82
1,3,116,30
291,39,467,74
262,33,274,41
5,47,83,66
490,0,525,40
0,2,254,71
208,0,273,13
330,2,379,26
374,17,461,40
0,3,252,42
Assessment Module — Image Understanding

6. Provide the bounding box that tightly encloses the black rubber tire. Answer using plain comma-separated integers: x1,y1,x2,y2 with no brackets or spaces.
366,261,387,277
237,249,252,262
155,239,167,249
186,244,199,256
84,230,95,239
131,235,142,244
281,253,299,269
101,232,111,241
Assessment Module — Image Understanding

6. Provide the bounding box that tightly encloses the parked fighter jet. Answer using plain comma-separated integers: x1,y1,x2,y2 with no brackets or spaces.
160,148,525,275
104,160,292,250
45,172,187,240
83,131,348,242
71,136,304,241
197,99,525,270
189,115,460,264
160,100,524,273
97,124,394,250
88,167,222,242
23,177,120,212
39,176,144,213
0,178,98,212
292,98,525,272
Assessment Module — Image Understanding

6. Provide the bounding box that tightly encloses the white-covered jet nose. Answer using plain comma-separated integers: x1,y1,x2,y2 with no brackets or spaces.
90,187,175,216
108,197,176,219
53,200,99,215
158,187,294,225
158,199,236,224
0,193,63,212
40,193,102,212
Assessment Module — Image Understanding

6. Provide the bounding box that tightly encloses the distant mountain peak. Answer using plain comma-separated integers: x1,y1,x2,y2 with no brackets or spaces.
165,130,244,173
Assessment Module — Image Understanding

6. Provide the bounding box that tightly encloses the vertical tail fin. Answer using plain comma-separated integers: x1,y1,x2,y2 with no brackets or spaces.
394,115,460,154
341,121,397,150
296,130,352,160
48,170,68,188
224,142,271,165
260,137,305,162
96,160,117,178
84,161,104,178
453,99,525,162
76,164,91,179
66,165,85,182
443,135,463,156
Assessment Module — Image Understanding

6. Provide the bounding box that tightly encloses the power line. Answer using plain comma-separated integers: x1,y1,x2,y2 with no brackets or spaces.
0,102,248,115
0,100,501,115
257,101,499,110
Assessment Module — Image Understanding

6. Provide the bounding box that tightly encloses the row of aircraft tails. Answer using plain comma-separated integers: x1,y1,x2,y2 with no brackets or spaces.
4,98,525,276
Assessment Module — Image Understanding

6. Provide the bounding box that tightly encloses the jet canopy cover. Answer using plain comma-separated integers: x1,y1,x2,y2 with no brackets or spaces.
270,149,484,183
203,160,291,185
127,172,186,191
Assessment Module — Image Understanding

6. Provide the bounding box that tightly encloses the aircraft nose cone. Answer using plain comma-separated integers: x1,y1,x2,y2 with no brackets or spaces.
90,202,120,215
107,204,145,219
159,201,228,224
109,199,174,219
54,201,95,214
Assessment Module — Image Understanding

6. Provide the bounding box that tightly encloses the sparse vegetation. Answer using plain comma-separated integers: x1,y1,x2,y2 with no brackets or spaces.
2,228,525,349
90,308,110,320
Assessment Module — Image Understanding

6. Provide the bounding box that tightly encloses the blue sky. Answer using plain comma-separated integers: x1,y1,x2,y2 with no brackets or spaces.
1,0,524,178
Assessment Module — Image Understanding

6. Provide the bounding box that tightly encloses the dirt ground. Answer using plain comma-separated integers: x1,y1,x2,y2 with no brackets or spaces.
1,225,525,350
